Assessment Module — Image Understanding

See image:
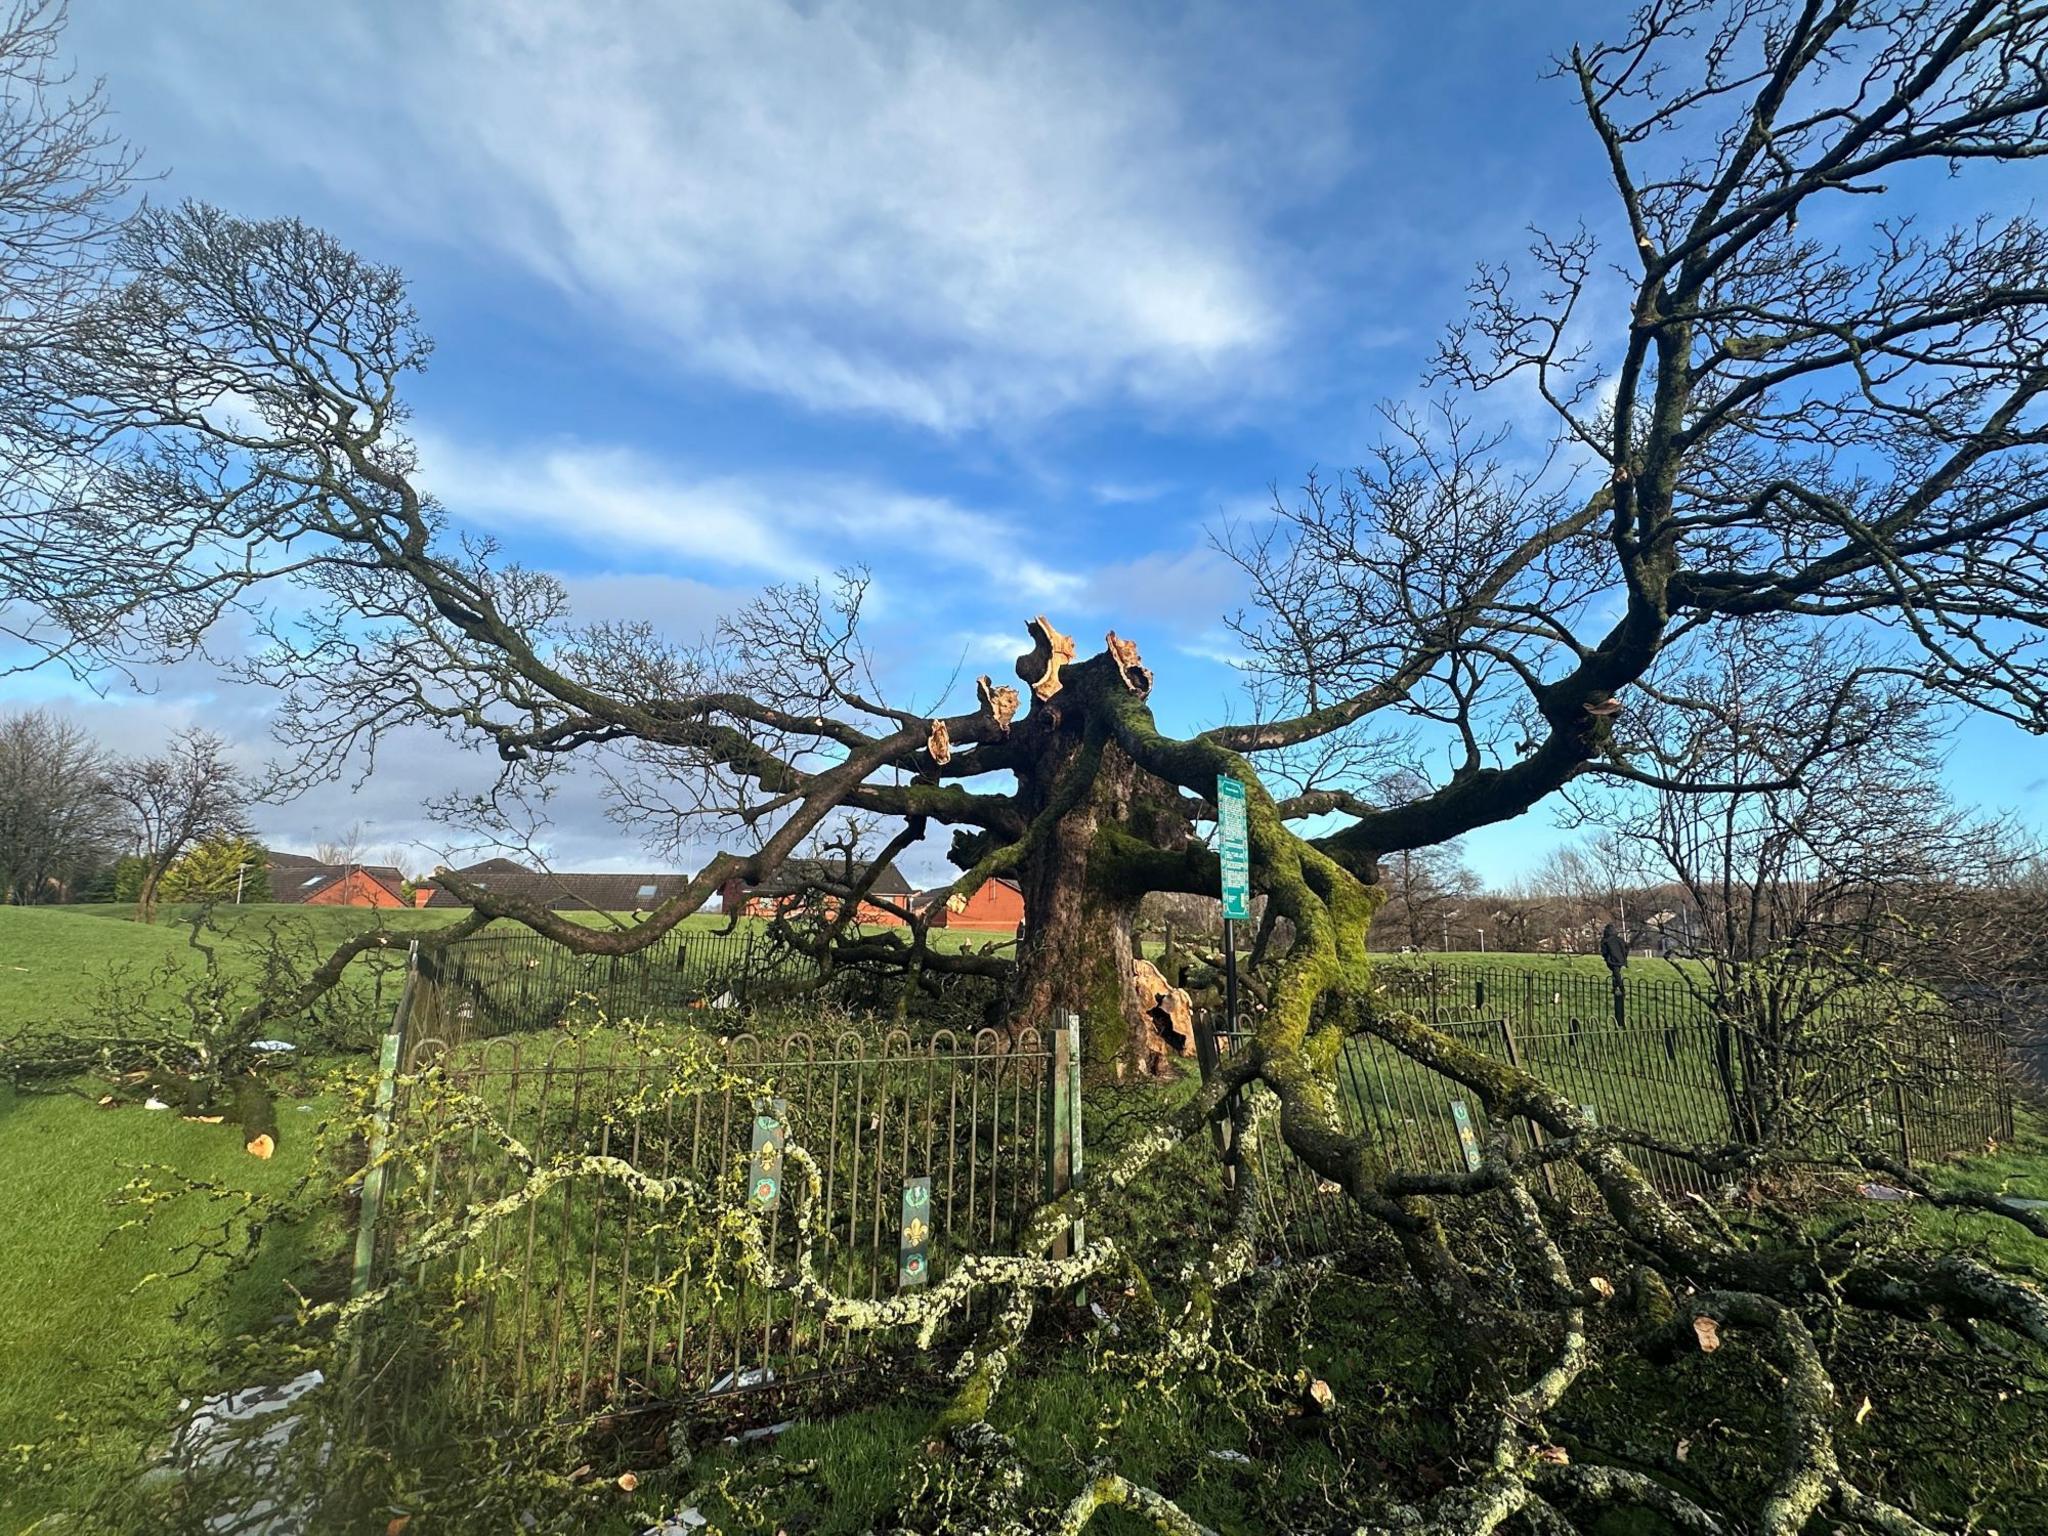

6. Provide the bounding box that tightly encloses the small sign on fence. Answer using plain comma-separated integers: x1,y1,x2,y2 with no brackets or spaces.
899,1176,933,1289
1449,1099,1483,1173
748,1098,788,1210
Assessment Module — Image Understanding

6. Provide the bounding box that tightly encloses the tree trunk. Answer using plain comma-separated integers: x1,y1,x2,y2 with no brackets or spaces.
1009,839,1146,1072
995,714,1194,1073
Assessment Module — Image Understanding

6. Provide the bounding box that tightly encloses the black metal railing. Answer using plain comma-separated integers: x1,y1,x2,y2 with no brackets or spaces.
410,924,819,1044
362,1017,1055,1439
1204,961,2018,1255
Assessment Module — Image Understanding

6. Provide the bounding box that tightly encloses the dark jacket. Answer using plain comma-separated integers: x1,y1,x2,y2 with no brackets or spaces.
1599,922,1629,972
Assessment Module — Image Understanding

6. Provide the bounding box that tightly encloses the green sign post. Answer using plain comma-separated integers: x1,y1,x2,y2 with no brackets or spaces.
1449,1099,1483,1173
1206,774,1252,1096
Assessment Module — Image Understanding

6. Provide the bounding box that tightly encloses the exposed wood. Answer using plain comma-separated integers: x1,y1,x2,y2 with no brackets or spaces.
926,718,953,766
1105,631,1153,697
1131,956,1196,1074
977,674,1021,735
1017,615,1078,702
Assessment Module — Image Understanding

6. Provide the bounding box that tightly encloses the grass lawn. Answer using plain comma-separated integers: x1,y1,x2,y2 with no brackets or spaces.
0,1073,345,1528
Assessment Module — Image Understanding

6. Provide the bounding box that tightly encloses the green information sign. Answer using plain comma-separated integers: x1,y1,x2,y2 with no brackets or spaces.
1216,774,1251,921
747,1098,788,1211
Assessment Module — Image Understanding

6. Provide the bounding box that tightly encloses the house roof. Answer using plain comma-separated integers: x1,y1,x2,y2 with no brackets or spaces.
423,870,696,913
271,861,407,904
910,877,1019,913
732,858,912,899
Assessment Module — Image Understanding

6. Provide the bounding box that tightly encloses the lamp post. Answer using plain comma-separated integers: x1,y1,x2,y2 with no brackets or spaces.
235,860,253,904
1476,926,1486,954
1441,908,1460,952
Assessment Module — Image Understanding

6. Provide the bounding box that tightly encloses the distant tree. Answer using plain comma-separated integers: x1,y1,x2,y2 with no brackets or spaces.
0,707,119,903
100,852,144,905
1568,624,2023,1140
312,821,371,867
112,728,245,922
1372,842,1475,951
160,833,270,904
1574,627,2008,971
1527,835,1655,952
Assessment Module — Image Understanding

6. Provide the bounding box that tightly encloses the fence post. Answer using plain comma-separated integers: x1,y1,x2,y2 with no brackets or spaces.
1497,1016,1557,1200
1069,1013,1085,1256
1047,1012,1084,1259
350,941,419,1310
1893,1077,1913,1168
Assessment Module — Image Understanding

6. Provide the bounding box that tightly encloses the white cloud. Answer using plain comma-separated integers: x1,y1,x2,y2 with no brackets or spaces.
1074,545,1244,633
122,0,1345,432
413,427,1082,600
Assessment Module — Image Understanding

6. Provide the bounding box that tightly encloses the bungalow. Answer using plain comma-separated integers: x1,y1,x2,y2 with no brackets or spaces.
268,851,408,908
417,858,698,914
912,877,1024,936
717,858,911,926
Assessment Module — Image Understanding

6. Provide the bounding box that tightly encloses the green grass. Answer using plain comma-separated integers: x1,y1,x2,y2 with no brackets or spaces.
0,1072,344,1527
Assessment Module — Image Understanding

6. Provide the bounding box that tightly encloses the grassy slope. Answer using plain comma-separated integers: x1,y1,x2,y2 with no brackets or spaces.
0,1077,341,1527
0,907,370,1526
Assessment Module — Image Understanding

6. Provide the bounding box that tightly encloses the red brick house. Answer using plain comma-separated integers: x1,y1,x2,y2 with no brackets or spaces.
914,877,1024,936
269,851,408,908
717,859,911,926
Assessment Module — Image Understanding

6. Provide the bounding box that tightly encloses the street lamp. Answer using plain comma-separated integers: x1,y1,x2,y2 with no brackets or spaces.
1441,908,1460,952
1476,926,1486,954
234,860,253,904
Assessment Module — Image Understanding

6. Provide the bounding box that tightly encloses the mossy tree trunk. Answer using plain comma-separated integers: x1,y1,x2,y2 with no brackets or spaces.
1000,689,1196,1072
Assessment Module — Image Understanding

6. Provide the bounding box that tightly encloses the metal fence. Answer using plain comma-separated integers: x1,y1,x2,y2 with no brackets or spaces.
357,994,1059,1433
408,924,818,1046
354,937,2019,1428
1214,967,2018,1254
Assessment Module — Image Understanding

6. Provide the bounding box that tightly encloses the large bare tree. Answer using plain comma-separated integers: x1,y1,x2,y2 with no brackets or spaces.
0,0,141,674
0,706,118,902
14,4,2048,1527
112,726,245,922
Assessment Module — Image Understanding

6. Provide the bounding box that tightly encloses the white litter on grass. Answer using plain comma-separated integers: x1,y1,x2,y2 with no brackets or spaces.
144,1097,171,1110
708,1365,774,1393
1207,1449,1254,1466
1858,1183,1915,1202
170,1370,325,1473
250,1040,297,1053
161,1370,327,1534
720,1421,794,1449
644,1510,710,1534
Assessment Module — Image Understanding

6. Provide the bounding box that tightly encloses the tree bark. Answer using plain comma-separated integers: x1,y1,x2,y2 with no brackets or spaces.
995,691,1196,1072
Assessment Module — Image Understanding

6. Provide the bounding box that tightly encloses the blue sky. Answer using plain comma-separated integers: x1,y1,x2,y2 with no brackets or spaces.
18,0,2043,881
